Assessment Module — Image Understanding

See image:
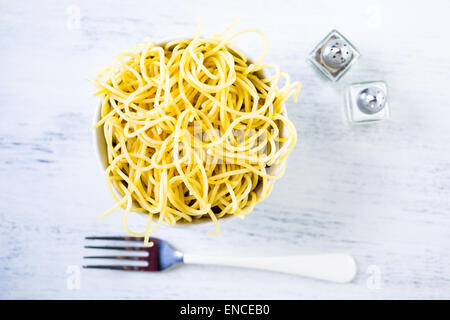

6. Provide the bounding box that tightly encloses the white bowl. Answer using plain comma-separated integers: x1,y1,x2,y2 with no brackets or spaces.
92,39,290,226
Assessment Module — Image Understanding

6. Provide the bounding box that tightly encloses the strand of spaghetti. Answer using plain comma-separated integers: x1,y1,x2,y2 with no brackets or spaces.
206,28,268,65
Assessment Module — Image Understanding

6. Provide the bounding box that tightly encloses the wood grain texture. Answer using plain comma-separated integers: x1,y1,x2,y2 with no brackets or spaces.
0,0,449,299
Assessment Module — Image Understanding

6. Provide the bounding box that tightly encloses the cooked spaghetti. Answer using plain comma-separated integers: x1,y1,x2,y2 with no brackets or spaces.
92,21,301,245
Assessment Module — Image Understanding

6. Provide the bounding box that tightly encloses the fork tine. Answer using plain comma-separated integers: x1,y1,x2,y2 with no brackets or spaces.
84,255,147,260
85,236,145,241
83,265,148,271
83,236,163,272
84,245,144,251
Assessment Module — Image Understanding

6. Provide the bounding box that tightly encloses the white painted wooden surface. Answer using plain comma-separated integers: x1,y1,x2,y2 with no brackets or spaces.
1,0,449,299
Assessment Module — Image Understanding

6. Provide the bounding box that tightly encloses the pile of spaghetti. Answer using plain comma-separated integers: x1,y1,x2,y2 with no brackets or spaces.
92,22,301,245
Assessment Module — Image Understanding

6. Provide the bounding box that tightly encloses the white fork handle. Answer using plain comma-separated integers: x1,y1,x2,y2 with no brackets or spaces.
183,253,356,283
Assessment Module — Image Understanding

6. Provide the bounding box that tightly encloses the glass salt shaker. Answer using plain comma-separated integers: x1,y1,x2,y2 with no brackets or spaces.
308,29,360,81
344,81,390,124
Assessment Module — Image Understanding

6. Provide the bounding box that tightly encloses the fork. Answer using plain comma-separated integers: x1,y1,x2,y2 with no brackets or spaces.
84,236,357,283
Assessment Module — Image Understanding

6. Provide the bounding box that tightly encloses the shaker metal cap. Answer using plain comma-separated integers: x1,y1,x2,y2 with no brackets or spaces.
322,39,353,69
357,87,386,114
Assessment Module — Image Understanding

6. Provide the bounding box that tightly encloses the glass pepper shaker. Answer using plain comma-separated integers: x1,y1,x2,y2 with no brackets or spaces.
308,29,360,82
